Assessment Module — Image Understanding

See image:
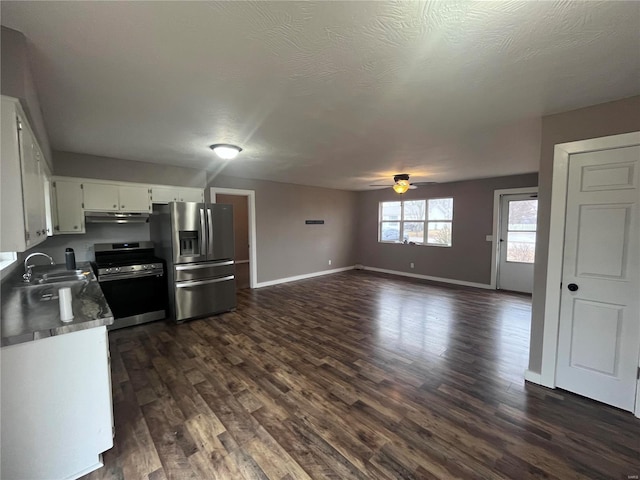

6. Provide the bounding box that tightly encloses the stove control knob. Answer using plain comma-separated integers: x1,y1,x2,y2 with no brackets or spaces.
143,265,149,270
105,268,111,273
114,267,120,273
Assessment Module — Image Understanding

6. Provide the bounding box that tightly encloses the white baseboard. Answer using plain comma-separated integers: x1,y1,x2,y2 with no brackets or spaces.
255,266,355,288
362,266,493,290
524,369,543,385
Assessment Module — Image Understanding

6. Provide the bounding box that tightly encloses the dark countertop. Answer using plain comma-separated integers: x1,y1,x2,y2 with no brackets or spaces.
1,262,114,347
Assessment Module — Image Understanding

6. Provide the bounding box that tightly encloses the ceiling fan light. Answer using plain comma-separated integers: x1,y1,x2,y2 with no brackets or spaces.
210,144,242,159
393,180,410,194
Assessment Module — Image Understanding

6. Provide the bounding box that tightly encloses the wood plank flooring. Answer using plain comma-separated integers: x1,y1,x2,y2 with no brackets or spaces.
83,271,640,480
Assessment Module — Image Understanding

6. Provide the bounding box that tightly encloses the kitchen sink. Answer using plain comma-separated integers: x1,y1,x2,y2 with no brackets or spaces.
30,270,90,285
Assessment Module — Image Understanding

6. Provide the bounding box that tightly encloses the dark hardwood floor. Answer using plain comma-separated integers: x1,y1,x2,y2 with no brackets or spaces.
83,271,640,480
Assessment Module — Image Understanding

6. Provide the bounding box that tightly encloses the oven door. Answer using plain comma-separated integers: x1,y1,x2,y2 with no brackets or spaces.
99,274,167,329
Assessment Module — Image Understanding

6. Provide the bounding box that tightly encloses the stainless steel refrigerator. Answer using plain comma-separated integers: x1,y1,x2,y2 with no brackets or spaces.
151,202,236,323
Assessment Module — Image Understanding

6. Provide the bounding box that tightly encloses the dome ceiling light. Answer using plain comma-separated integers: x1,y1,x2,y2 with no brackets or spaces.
209,144,242,160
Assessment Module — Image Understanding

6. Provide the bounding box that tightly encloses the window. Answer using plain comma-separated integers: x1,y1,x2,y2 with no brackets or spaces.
379,198,453,246
505,199,537,263
0,252,18,272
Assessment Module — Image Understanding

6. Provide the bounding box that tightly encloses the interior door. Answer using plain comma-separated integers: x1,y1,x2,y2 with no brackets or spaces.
497,193,538,293
556,145,639,411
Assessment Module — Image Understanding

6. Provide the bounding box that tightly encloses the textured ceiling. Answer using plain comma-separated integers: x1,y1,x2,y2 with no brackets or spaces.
2,1,639,190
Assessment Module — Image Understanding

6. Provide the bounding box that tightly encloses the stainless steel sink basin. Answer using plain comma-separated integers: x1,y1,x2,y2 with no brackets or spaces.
31,270,90,285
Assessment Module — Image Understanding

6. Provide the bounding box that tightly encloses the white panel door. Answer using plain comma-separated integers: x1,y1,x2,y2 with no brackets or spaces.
556,145,640,411
497,194,538,293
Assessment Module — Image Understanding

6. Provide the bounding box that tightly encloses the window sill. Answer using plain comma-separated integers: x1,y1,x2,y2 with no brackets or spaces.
378,241,452,247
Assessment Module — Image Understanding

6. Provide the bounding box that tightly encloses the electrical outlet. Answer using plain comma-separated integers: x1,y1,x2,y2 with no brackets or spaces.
410,262,414,269
328,260,332,266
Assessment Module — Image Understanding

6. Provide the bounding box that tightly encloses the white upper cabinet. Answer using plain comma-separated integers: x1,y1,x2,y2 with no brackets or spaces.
83,183,151,213
119,185,152,212
151,186,180,204
52,179,85,234
83,183,119,211
151,186,203,204
48,177,205,234
181,187,204,203
1,96,50,252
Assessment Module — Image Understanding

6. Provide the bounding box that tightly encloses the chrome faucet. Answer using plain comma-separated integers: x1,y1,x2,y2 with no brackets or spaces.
23,252,55,282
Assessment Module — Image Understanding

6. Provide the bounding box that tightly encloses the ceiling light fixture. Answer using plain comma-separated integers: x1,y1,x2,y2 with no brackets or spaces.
392,180,410,194
209,144,242,160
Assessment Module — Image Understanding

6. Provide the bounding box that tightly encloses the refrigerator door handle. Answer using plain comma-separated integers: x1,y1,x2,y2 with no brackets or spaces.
207,208,214,259
199,208,207,257
176,275,235,288
175,261,234,271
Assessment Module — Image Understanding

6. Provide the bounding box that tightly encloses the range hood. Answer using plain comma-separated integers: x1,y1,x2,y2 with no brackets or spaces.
84,212,150,224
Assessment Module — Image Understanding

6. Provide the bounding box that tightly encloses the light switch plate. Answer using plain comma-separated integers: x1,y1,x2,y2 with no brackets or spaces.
485,235,493,242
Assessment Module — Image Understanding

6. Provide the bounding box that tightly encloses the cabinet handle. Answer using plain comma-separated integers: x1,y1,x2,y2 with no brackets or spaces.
36,231,41,236
55,225,59,231
113,204,117,208
74,225,78,230
121,205,125,209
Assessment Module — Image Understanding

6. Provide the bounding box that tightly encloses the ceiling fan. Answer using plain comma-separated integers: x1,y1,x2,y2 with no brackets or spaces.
370,173,437,194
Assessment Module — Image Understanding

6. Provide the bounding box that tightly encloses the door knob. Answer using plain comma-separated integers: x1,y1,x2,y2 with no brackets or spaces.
567,283,579,292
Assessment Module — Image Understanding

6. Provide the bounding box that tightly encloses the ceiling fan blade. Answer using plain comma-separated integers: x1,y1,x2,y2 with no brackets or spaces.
411,181,438,186
369,184,393,187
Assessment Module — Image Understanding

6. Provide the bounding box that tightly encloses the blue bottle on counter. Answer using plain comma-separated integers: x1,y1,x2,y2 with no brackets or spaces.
65,248,76,270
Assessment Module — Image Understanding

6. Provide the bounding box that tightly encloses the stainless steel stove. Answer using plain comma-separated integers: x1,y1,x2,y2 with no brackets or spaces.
94,242,167,330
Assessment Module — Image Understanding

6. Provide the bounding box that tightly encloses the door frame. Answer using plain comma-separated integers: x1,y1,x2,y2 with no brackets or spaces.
490,186,539,289
210,187,258,289
539,131,640,417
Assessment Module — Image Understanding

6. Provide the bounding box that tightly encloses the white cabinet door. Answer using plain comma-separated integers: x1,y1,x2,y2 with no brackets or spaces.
83,183,119,211
151,186,181,204
181,187,204,202
151,186,203,204
1,97,49,252
18,126,47,247
83,183,150,212
119,185,151,212
1,327,114,480
54,180,85,234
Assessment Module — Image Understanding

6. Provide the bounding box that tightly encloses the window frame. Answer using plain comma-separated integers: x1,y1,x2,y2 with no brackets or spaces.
0,252,18,272
378,197,454,247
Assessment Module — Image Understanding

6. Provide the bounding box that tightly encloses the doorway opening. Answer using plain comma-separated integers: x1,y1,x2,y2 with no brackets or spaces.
210,187,257,289
491,187,539,293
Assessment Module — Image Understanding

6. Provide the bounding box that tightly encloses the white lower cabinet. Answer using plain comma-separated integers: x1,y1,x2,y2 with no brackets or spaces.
53,179,85,233
0,327,114,480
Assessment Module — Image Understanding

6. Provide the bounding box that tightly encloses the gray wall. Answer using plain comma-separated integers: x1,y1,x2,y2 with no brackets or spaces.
53,151,206,187
356,174,538,285
528,95,640,374
1,26,52,168
207,175,359,284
